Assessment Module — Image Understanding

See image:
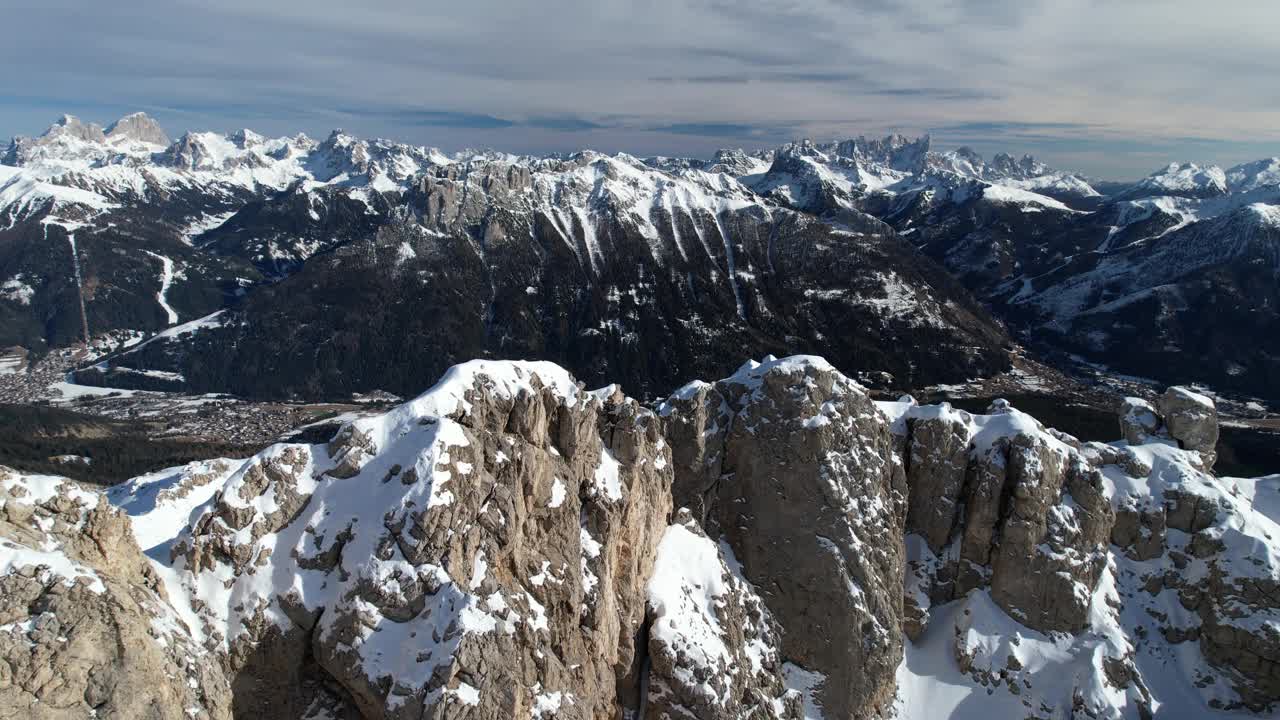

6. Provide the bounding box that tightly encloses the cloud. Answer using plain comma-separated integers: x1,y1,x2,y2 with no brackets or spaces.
648,122,796,140
1,0,1277,177
525,116,611,131
342,109,517,130
866,88,1000,101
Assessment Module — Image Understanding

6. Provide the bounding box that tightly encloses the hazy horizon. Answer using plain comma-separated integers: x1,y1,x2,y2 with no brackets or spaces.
4,0,1279,180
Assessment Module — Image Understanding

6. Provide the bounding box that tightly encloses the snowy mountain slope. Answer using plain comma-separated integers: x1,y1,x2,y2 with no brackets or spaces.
1115,162,1230,200
77,145,1012,400
4,115,1014,395
775,136,1280,401
1227,157,1280,193
5,112,1280,402
743,135,1100,220
3,357,1278,718
1002,203,1280,400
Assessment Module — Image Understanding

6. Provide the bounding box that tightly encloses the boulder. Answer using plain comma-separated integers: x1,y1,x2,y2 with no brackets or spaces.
1157,386,1219,466
1119,396,1162,446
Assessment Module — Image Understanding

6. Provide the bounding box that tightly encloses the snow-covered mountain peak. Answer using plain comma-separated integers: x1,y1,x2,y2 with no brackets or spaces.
927,147,1089,198
707,147,773,175
227,127,268,148
989,151,1050,179
746,132,1101,214
48,114,108,143
163,130,284,172
1119,161,1229,199
1246,201,1280,228
930,145,985,177
4,114,113,168
1226,157,1280,193
105,112,170,146
776,133,933,179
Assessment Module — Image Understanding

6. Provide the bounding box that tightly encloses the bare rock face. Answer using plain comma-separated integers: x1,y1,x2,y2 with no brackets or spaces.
3,361,1276,720
880,396,1150,718
105,112,171,146
986,428,1114,634
0,468,233,720
1156,386,1220,466
899,402,972,554
884,399,1115,636
643,510,799,719
1119,396,1162,446
163,361,674,720
661,356,908,719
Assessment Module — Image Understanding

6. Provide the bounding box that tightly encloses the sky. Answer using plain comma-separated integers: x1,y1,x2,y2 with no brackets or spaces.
2,0,1278,179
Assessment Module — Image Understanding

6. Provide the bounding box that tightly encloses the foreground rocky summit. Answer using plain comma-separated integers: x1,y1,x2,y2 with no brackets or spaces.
0,358,1276,718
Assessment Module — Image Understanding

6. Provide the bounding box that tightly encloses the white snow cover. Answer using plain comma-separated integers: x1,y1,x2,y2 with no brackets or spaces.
647,523,735,704
0,275,34,305
98,359,594,706
0,472,107,593
143,251,179,324
120,309,227,355
1003,172,1101,198
350,359,581,457
1227,158,1280,193
1123,162,1229,198
980,183,1074,211
0,113,451,226
884,394,1280,719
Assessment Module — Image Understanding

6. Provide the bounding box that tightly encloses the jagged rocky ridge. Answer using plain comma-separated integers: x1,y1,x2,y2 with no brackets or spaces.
1,357,1276,718
739,137,1280,402
7,112,1280,403
0,113,1010,399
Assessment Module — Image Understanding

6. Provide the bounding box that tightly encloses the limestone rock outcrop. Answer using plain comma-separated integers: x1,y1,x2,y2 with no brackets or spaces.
882,398,1115,637
0,468,233,720
1,358,1276,719
105,112,171,146
163,361,675,720
1156,386,1220,465
660,356,908,719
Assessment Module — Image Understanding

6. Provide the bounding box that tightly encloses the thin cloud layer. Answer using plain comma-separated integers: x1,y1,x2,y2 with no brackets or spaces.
1,0,1277,178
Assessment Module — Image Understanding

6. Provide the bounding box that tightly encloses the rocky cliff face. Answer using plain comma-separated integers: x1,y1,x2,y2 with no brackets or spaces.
1,358,1277,719
0,468,233,719
658,356,908,718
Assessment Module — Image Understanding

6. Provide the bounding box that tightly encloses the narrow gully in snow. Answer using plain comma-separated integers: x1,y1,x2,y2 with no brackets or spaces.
45,222,91,345
144,251,179,325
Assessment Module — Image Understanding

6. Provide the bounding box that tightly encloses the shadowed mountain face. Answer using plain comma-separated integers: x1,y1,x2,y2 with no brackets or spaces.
102,154,1011,399
4,113,1279,402
739,140,1280,402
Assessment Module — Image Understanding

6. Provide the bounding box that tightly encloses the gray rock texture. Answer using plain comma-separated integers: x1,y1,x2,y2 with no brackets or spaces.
661,356,908,719
105,112,171,146
0,467,233,720
0,360,1276,719
1157,386,1220,466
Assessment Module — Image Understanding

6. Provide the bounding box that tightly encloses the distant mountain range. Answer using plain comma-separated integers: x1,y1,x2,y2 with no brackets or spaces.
2,113,1277,402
